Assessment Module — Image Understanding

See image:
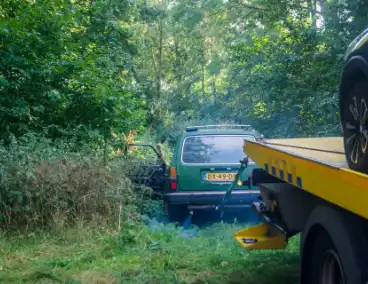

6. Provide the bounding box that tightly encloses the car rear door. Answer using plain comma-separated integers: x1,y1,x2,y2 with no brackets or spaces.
126,144,167,198
176,135,258,191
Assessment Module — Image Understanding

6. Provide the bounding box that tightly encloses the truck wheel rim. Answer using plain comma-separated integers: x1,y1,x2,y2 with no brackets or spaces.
345,96,368,164
321,250,345,284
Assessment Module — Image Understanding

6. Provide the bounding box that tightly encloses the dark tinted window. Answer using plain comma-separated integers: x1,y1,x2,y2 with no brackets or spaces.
181,135,255,164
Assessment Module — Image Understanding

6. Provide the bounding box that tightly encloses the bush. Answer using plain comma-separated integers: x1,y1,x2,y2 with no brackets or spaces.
0,133,149,232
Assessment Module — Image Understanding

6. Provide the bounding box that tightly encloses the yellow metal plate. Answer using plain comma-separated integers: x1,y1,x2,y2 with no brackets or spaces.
243,138,368,220
234,223,286,250
205,172,237,181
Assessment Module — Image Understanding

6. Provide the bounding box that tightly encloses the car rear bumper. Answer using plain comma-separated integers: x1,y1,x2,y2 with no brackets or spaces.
164,190,260,207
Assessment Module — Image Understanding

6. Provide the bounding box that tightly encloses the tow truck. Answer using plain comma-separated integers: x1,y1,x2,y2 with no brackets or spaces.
230,28,368,284
233,137,368,284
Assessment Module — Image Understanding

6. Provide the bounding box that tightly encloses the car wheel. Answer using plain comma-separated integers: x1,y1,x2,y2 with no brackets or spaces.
342,79,368,173
167,204,188,223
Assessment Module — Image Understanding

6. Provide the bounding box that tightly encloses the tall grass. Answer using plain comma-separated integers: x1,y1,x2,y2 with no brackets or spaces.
0,221,300,284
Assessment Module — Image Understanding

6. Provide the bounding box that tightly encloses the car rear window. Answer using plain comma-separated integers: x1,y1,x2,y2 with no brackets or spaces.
181,135,255,164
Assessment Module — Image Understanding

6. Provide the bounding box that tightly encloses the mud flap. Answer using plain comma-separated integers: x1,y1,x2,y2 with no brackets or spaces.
233,222,286,250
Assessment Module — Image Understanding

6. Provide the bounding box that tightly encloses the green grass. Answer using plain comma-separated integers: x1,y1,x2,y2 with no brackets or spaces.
0,223,299,284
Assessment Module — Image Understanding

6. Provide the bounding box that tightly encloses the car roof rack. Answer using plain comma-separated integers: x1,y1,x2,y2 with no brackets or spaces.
186,125,253,132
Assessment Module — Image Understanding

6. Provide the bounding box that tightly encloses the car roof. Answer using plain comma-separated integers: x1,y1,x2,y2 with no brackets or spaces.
345,28,368,60
182,125,258,138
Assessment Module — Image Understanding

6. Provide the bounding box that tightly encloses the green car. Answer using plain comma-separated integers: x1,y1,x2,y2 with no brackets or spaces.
163,125,262,222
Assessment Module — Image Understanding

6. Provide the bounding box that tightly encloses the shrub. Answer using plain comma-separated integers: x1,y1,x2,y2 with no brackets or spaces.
0,133,149,232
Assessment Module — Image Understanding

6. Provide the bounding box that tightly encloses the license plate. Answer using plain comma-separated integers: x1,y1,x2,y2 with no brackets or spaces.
205,172,237,181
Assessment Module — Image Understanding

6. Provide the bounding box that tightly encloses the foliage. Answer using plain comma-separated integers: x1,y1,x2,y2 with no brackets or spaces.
1,0,367,145
0,133,151,231
1,0,368,238
131,0,368,139
0,0,146,143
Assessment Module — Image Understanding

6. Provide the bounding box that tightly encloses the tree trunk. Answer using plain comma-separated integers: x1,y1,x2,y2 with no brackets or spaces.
201,47,205,99
157,18,163,100
175,36,180,81
308,0,317,28
212,76,216,95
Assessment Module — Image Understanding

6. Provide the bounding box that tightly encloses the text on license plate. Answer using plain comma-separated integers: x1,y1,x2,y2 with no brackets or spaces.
205,172,237,181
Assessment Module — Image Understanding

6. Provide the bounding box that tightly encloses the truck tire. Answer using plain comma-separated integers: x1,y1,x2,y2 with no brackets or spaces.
307,228,345,284
341,79,368,174
301,205,368,284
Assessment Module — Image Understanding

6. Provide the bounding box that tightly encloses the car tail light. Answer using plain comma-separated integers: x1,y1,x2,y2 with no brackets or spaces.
171,180,177,190
169,166,177,191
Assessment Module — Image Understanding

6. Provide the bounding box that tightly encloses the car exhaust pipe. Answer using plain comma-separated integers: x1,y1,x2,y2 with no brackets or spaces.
182,210,194,229
187,205,218,210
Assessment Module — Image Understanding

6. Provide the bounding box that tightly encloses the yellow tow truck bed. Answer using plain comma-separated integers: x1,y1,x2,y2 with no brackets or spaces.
244,137,368,219
265,137,346,167
234,137,368,283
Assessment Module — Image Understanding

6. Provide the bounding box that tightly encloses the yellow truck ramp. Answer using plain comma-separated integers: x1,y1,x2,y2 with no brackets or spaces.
234,222,287,250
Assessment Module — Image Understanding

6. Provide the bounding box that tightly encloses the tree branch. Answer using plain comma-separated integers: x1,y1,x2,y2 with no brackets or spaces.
229,0,266,11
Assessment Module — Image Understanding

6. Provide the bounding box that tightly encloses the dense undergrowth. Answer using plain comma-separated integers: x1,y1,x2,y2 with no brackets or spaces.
0,133,153,232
